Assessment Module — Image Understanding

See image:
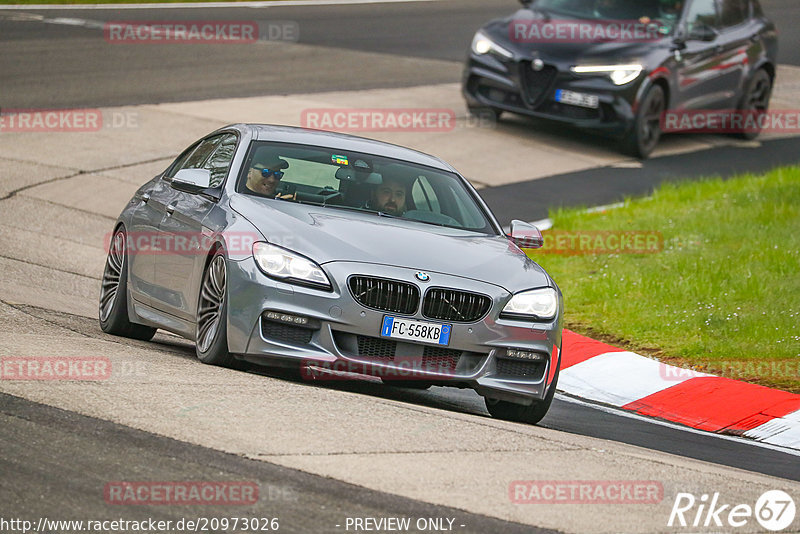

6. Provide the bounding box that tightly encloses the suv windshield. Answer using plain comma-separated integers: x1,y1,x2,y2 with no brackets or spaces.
533,0,683,33
238,141,497,234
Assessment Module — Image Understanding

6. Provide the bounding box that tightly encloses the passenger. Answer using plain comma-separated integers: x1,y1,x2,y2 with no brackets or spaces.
245,155,289,198
368,177,411,216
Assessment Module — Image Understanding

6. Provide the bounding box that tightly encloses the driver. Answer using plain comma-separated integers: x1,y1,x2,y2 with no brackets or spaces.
245,155,289,198
368,177,411,216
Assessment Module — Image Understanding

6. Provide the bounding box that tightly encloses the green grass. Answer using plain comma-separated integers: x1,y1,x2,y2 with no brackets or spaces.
529,166,800,393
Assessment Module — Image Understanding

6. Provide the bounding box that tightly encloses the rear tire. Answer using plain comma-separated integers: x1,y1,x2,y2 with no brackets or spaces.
98,228,157,341
735,69,772,140
621,84,665,159
484,366,559,425
195,252,239,368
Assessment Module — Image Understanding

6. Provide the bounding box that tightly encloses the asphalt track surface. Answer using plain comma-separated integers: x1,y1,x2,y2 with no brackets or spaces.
3,0,800,530
0,0,798,109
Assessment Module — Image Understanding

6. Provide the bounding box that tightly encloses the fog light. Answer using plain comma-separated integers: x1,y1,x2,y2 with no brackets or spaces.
507,349,545,361
264,311,309,326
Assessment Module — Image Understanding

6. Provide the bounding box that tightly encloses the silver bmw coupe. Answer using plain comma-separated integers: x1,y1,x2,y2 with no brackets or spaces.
99,124,563,424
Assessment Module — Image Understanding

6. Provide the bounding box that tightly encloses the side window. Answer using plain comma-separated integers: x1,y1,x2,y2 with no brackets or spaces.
165,136,222,180
685,0,719,33
411,176,440,213
203,133,238,188
164,143,199,181
719,0,748,27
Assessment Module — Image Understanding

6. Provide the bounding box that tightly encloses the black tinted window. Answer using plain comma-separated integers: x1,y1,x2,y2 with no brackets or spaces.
685,0,719,31
720,0,748,27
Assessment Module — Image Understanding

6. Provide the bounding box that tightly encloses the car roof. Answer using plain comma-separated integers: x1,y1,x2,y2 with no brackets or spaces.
218,123,458,173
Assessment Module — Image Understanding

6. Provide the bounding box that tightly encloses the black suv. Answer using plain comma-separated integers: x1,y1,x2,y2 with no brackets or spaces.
462,0,778,158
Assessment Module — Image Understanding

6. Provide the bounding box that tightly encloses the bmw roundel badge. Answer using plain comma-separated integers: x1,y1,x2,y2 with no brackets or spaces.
415,272,430,282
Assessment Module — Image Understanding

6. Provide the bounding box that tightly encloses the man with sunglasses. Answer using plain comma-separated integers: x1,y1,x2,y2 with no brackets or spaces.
245,156,290,198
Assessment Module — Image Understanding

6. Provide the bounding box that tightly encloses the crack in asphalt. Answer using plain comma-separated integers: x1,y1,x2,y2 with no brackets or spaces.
0,253,100,280
0,155,174,201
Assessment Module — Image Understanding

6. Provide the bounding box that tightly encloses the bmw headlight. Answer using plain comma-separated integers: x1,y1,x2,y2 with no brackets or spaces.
252,242,331,290
501,287,559,320
471,30,513,59
570,64,644,85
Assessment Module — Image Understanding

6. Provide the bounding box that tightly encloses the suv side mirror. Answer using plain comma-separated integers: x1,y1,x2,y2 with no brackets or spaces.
171,168,212,193
508,220,543,249
687,23,719,42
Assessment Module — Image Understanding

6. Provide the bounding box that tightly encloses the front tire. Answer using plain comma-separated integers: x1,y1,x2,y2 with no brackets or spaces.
98,228,157,341
195,252,238,368
621,84,665,159
484,366,559,425
467,104,502,124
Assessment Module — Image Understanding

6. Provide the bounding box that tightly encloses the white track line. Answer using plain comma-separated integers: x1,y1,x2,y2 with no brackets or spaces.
0,0,436,10
556,393,800,458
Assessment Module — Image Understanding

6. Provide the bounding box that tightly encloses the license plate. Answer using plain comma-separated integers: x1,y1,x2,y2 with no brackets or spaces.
380,316,451,346
555,89,599,109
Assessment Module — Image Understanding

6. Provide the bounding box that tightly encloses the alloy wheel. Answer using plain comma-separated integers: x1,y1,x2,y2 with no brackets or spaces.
197,255,226,353
99,231,125,322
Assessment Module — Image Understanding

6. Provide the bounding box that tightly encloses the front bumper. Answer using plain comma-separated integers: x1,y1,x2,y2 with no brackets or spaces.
463,51,644,137
226,257,562,405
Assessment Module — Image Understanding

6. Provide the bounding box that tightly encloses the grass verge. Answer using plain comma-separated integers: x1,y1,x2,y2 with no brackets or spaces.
528,165,800,393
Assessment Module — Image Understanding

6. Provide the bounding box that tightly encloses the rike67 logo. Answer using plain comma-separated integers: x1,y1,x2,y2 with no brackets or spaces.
669,490,796,531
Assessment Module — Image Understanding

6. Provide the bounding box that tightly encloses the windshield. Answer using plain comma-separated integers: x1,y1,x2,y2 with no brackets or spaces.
237,141,497,234
533,0,683,33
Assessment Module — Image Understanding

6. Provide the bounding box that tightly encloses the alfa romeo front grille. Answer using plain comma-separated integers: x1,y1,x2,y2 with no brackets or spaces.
422,288,491,323
348,276,419,315
519,63,557,108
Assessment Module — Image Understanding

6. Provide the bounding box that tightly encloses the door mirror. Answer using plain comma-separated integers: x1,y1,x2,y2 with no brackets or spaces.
508,220,543,249
687,23,719,42
171,168,211,193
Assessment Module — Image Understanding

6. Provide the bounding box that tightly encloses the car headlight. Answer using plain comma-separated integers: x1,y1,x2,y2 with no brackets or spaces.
501,287,559,320
570,64,643,85
471,30,513,59
252,242,331,290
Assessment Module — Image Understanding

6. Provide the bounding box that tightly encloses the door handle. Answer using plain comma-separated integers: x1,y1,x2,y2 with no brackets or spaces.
166,203,176,216
140,192,151,203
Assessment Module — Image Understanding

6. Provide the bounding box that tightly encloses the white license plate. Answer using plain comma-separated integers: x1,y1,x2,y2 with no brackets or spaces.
555,89,600,109
380,316,451,346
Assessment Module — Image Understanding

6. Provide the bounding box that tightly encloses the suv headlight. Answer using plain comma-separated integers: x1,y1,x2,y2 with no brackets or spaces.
501,287,559,320
570,64,643,85
252,242,331,290
471,30,513,59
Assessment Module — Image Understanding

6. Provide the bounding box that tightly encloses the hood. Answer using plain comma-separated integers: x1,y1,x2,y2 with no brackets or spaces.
485,8,672,61
229,195,550,293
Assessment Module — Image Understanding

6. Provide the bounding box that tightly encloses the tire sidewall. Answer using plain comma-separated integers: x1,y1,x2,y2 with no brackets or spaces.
196,251,231,365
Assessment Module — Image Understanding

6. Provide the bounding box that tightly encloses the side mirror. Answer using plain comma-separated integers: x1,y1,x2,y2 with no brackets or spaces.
687,23,718,42
508,220,543,249
171,168,212,193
